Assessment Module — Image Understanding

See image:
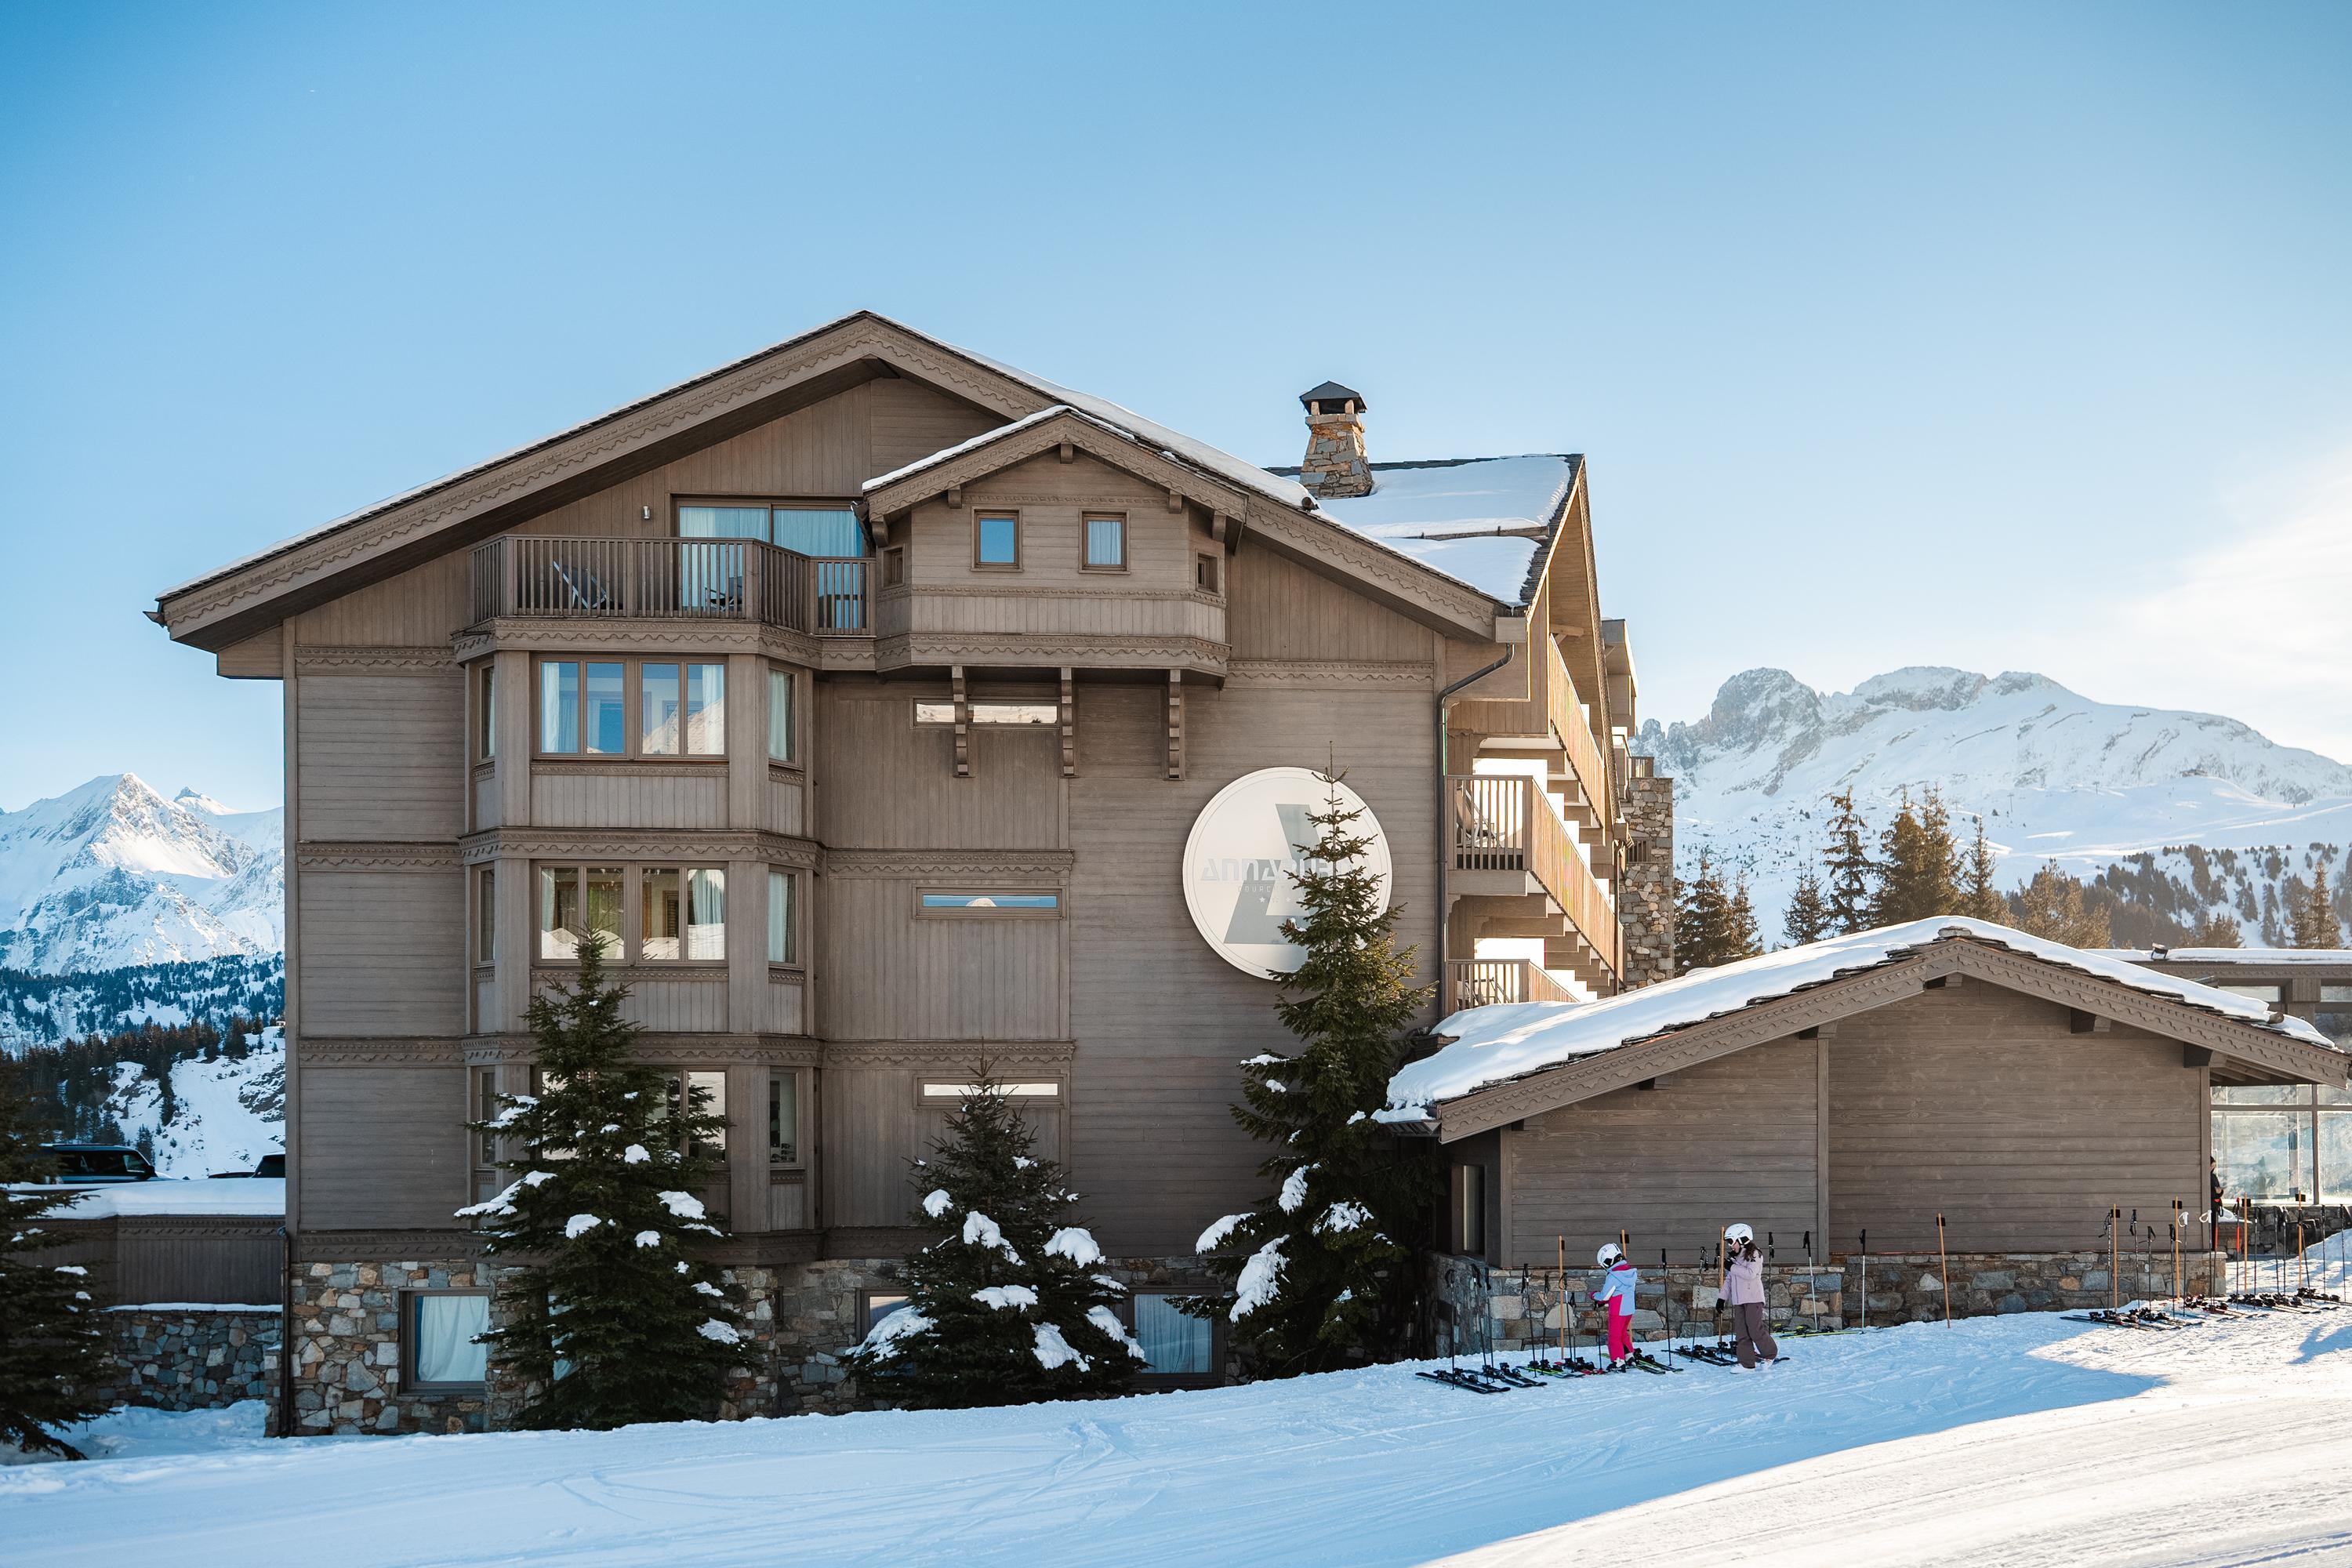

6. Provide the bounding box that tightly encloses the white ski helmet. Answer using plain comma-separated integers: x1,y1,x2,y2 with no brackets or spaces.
1597,1243,1623,1267
1724,1223,1755,1245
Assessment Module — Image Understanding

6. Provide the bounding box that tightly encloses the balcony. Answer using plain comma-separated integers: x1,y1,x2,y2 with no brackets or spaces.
1544,636,1614,837
1443,957,1578,1014
469,536,870,637
1447,773,1621,981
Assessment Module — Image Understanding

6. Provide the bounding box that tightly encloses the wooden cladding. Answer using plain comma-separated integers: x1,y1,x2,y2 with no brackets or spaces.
470,535,869,636
1447,774,1621,978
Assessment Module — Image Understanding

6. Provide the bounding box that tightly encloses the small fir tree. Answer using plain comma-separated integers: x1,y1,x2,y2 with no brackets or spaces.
1821,789,1876,934
1195,773,1436,1376
845,1071,1140,1407
2188,909,2245,948
1958,816,2007,923
2292,866,2344,948
1726,877,1764,962
0,1071,114,1458
461,935,745,1430
2006,862,2112,948
1783,869,1834,946
1674,849,1737,974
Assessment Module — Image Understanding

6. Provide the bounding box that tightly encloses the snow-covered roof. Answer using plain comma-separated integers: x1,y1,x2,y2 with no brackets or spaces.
2096,948,2352,967
1385,918,2343,1117
26,1178,285,1219
1298,456,1577,608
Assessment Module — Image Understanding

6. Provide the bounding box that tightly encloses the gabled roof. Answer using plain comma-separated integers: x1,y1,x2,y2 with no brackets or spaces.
1385,917,2348,1141
1286,456,1581,607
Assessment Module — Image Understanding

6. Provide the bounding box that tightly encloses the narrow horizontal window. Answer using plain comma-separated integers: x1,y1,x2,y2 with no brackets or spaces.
2322,985,2352,1004
920,891,1058,911
920,1082,1059,1100
2217,983,2284,1004
913,701,1058,726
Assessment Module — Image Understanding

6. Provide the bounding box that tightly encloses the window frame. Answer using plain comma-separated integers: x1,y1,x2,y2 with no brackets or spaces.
918,1079,1062,1107
475,664,497,764
1081,513,1128,572
1124,1290,1222,1388
913,888,1063,920
532,862,728,965
532,655,729,761
474,865,496,966
973,510,1022,571
767,867,801,967
400,1289,493,1392
673,496,867,559
1451,1163,1486,1257
767,666,799,767
913,699,1058,728
859,1289,912,1338
768,1067,805,1171
1193,552,1222,596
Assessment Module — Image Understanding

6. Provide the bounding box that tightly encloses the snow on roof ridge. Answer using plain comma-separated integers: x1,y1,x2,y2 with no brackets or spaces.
1385,916,2343,1116
2095,947,2352,964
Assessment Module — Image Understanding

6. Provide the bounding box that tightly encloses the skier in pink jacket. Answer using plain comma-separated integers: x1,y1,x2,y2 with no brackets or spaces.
1595,1243,1638,1367
1722,1222,1777,1370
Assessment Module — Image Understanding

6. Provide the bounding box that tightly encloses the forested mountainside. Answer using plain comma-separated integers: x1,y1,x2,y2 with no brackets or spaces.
3,1022,285,1178
0,954,285,1053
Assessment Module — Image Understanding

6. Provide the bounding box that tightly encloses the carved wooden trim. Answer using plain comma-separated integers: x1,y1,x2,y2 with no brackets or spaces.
295,842,460,871
450,619,823,664
822,1226,928,1260
875,632,1229,673
162,317,1040,638
822,1040,1076,1069
117,1217,285,1240
292,645,453,673
459,829,820,866
865,407,1254,524
1226,659,1436,688
904,583,1218,604
459,1034,818,1066
528,759,730,779
821,848,1073,880
293,1230,485,1263
299,1037,469,1065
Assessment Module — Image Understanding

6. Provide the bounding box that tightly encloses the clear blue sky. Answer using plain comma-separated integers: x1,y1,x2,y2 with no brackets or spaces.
5,2,2349,811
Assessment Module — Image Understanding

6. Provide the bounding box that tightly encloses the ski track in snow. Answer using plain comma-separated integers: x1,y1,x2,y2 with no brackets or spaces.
8,1288,2352,1567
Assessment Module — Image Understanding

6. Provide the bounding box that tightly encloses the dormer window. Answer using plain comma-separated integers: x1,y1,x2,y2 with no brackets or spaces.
975,512,1020,569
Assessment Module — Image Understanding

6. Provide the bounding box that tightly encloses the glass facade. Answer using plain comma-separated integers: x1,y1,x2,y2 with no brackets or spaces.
2212,1083,2352,1203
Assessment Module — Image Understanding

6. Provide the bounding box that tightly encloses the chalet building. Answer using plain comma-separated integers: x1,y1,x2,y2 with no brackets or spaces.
151,312,1663,1432
1388,917,2348,1330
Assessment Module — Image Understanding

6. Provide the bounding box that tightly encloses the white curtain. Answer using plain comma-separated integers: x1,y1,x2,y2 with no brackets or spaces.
413,1294,489,1384
688,869,727,960
1134,1295,1208,1374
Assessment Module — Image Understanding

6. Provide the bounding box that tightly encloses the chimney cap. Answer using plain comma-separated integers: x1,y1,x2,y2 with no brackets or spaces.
1299,380,1367,415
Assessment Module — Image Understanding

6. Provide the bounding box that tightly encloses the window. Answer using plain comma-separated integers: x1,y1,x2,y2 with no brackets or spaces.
975,511,1020,568
662,1070,728,1160
475,1069,499,1168
913,701,1057,726
678,502,865,558
2325,985,2352,1003
1133,1294,1214,1377
918,890,1060,916
1083,514,1127,571
687,868,726,959
1452,1163,1486,1255
769,1070,800,1167
475,866,496,964
2213,1080,2352,1203
641,869,681,960
920,1081,1060,1103
2217,983,2284,1003
535,658,726,758
1194,554,1221,594
405,1293,489,1388
477,666,496,761
768,669,797,764
768,869,798,965
882,546,906,587
538,866,621,960
862,1291,910,1334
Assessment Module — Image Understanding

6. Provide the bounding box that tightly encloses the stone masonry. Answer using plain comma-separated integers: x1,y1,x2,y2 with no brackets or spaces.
1617,764,1675,990
95,1305,280,1413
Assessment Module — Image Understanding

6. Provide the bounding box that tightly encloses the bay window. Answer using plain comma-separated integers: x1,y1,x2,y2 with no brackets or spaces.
535,865,719,962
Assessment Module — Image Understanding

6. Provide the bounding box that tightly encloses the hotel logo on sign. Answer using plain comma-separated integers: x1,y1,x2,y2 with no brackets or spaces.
1181,767,1394,979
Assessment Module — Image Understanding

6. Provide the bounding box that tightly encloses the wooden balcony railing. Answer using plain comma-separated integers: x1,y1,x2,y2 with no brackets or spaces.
1447,773,1621,979
468,536,871,637
1444,957,1577,1014
1546,635,1614,835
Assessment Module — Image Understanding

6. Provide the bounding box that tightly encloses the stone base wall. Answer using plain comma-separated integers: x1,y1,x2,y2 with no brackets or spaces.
293,1258,488,1435
95,1306,280,1413
1438,1249,2233,1352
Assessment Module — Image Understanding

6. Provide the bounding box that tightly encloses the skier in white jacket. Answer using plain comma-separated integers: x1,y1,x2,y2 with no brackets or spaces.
1595,1243,1639,1367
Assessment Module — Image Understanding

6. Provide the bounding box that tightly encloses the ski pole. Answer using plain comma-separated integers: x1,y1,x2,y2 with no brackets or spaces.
2172,1200,2183,1305
1556,1235,1567,1366
1859,1228,1867,1331
1937,1213,1951,1325
2110,1206,2120,1312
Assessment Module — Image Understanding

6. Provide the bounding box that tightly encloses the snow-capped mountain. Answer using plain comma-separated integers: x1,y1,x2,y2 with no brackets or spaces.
0,775,285,974
1638,666,2352,939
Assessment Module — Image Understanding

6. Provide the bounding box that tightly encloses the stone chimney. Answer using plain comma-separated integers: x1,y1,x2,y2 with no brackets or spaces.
1298,381,1372,499
1617,757,1675,989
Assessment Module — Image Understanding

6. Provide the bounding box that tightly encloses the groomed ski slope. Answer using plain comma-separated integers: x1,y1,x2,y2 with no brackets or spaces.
8,1294,2352,1567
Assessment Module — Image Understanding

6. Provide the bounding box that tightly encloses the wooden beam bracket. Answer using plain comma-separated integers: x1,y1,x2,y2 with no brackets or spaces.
1164,670,1185,780
1058,666,1076,778
951,665,971,779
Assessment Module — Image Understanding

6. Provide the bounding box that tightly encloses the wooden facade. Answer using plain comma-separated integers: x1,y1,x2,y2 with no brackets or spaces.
152,313,1645,1284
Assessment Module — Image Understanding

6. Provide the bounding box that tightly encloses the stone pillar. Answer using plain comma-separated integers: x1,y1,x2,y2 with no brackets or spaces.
1618,763,1675,989
1298,382,1374,499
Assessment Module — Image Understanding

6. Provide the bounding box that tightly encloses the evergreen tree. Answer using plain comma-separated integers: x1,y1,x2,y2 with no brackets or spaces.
1194,773,1435,1376
1958,816,2007,923
1726,877,1763,962
1782,870,1833,947
846,1072,1140,1406
2187,909,2244,948
2006,862,2113,948
0,1069,113,1458
1674,849,1737,974
1821,789,1876,934
461,935,745,1430
1871,789,1962,924
2292,865,2344,948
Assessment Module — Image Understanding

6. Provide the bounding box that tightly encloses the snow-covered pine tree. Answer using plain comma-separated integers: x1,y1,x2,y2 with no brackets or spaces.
844,1071,1140,1407
459,935,745,1430
0,1072,113,1458
1959,816,2006,923
1821,789,1876,935
1783,870,1833,946
1194,772,1435,1376
2292,866,2344,949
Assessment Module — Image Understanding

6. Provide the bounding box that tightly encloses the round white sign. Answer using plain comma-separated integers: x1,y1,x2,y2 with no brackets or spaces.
1181,767,1394,979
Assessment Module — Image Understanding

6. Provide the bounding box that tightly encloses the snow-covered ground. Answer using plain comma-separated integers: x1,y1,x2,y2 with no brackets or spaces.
9,1273,2352,1567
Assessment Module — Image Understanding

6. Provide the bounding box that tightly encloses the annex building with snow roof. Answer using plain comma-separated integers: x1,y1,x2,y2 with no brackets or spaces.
1387,918,2348,1276
152,310,1663,1432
